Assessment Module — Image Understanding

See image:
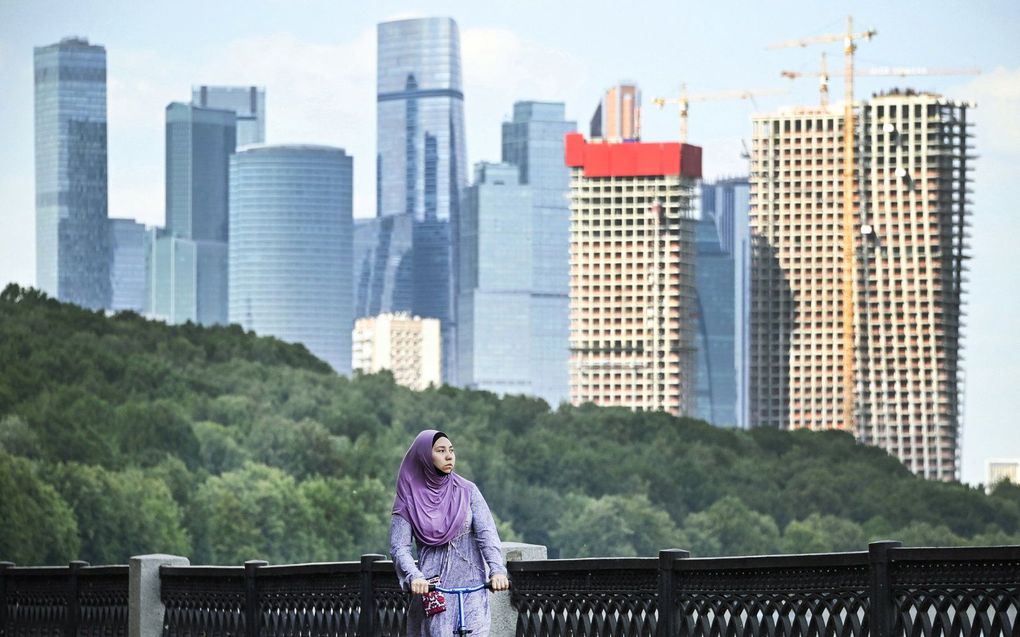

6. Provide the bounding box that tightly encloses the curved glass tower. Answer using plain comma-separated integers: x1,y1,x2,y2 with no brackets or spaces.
377,17,466,222
228,145,354,373
377,17,467,384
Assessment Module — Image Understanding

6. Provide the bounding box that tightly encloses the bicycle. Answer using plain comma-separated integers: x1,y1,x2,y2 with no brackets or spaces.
426,581,507,637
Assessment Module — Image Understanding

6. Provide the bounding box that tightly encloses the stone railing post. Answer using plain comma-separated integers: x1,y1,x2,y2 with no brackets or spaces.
491,542,547,637
129,554,190,637
868,540,902,637
656,549,690,637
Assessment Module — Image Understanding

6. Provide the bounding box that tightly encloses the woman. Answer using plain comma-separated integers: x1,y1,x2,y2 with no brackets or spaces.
390,430,510,637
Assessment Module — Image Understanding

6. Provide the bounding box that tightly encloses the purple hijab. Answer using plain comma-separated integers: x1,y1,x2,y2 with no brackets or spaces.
392,430,473,546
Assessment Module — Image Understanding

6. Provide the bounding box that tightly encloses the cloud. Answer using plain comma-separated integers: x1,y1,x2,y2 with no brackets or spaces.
460,27,588,164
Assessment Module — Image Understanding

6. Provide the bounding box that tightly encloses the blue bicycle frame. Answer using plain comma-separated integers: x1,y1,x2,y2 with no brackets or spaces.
428,582,492,637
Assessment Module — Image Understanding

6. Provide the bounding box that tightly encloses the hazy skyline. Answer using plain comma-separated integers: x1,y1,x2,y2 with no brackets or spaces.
1,0,1017,484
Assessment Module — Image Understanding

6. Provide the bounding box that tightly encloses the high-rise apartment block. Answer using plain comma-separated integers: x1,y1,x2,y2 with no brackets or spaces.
192,85,266,147
590,83,641,142
566,132,703,415
148,103,236,326
750,90,971,480
377,17,467,383
34,37,110,310
352,313,441,391
228,145,354,373
985,459,1020,492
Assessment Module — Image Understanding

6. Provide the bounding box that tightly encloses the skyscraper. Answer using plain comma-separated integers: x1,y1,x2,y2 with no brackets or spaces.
458,163,534,396
229,145,354,373
500,101,576,404
108,218,148,313
693,206,737,426
697,178,751,427
566,132,702,416
148,103,236,326
191,85,266,147
377,17,467,383
590,83,641,142
353,213,414,319
34,37,110,310
750,90,972,480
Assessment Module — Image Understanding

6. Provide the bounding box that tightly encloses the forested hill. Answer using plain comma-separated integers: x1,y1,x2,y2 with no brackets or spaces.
2,284,1019,566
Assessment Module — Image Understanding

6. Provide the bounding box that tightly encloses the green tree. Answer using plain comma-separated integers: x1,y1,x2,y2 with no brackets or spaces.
0,452,79,564
682,496,781,557
781,513,867,553
47,462,190,563
551,493,684,557
190,462,317,564
299,475,391,560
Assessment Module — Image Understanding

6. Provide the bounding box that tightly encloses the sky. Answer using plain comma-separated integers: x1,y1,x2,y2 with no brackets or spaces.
0,0,1018,485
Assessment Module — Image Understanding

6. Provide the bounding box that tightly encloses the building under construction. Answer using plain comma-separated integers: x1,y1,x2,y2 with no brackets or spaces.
750,90,972,480
566,132,702,416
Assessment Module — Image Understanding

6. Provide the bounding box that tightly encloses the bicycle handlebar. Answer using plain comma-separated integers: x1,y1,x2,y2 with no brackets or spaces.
429,581,494,593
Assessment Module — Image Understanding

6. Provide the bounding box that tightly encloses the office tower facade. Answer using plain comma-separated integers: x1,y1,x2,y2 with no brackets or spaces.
698,178,751,427
750,90,971,480
566,133,702,416
34,37,110,310
693,208,737,426
192,85,266,147
108,218,148,312
229,145,354,373
457,163,535,397
590,83,641,142
499,101,576,404
354,213,414,318
352,313,441,391
377,17,467,383
149,103,236,326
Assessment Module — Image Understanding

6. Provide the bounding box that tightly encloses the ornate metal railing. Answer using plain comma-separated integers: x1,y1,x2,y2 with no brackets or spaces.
3,544,1017,637
888,545,1020,637
508,558,658,637
160,555,405,637
0,561,128,637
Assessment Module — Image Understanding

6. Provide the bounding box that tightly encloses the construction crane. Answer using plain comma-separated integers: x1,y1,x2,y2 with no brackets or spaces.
652,84,786,143
768,15,876,434
781,51,980,106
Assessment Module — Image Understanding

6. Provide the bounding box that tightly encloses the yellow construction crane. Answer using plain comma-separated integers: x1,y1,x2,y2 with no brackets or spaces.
652,84,786,143
768,15,876,433
781,51,980,106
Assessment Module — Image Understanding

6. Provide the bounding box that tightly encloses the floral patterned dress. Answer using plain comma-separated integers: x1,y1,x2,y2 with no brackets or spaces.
390,484,507,637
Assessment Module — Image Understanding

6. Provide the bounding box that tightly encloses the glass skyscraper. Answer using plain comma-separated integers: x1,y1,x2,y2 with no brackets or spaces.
354,212,414,319
108,218,147,313
500,101,576,404
377,17,467,383
34,37,110,310
228,145,354,374
191,85,266,147
458,163,534,396
695,179,750,427
148,103,235,326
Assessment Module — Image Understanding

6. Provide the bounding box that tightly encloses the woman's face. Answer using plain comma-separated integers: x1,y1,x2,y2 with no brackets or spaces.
432,437,455,474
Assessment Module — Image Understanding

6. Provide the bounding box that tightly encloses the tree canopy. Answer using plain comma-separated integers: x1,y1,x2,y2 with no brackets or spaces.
1,284,1018,565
